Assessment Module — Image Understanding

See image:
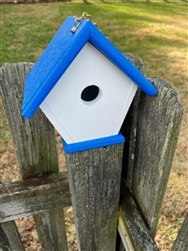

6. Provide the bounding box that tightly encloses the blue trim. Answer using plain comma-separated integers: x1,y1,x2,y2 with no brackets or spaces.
63,133,125,154
22,17,90,118
88,24,157,97
22,16,157,119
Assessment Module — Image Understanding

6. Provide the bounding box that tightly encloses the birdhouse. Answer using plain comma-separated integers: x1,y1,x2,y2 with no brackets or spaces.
22,13,157,153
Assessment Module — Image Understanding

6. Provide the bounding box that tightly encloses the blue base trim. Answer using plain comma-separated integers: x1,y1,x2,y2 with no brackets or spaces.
63,133,125,154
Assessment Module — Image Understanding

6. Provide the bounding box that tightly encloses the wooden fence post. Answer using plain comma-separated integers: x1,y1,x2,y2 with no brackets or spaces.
0,225,11,251
118,179,159,251
172,214,188,251
118,55,183,250
0,221,25,251
65,144,123,251
0,63,68,251
131,76,183,237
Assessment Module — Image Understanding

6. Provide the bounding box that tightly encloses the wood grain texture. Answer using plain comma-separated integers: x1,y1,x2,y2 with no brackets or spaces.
0,224,13,251
0,221,25,251
121,53,145,189
125,53,146,76
172,214,188,251
65,144,124,251
35,208,68,251
118,53,145,251
0,63,58,178
0,63,68,251
132,76,184,237
118,179,159,251
0,172,71,223
121,89,141,189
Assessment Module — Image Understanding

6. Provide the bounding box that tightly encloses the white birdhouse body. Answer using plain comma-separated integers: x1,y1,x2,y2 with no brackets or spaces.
22,16,157,153
40,42,137,144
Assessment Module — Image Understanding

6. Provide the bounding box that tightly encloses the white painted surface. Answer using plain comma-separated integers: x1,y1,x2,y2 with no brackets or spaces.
40,42,137,144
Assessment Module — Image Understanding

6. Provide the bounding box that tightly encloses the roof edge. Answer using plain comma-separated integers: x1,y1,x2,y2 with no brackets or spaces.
88,23,158,97
22,17,91,118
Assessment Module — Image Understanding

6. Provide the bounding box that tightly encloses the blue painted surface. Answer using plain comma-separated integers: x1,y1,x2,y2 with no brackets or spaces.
63,133,125,154
22,17,89,118
22,16,157,119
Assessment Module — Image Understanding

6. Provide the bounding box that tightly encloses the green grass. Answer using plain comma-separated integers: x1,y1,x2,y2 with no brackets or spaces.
0,2,187,86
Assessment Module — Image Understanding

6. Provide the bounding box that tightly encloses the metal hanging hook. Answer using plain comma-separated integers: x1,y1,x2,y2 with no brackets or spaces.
71,12,92,33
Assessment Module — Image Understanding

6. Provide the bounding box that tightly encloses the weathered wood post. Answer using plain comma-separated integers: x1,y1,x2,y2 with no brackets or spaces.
172,214,188,251
117,63,183,250
131,76,184,237
65,145,124,250
0,63,68,251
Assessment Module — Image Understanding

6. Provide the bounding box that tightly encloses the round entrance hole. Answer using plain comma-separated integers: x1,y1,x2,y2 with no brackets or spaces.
81,85,99,102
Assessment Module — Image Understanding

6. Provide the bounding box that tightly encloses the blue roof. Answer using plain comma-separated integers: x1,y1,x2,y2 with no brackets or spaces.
22,16,157,119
